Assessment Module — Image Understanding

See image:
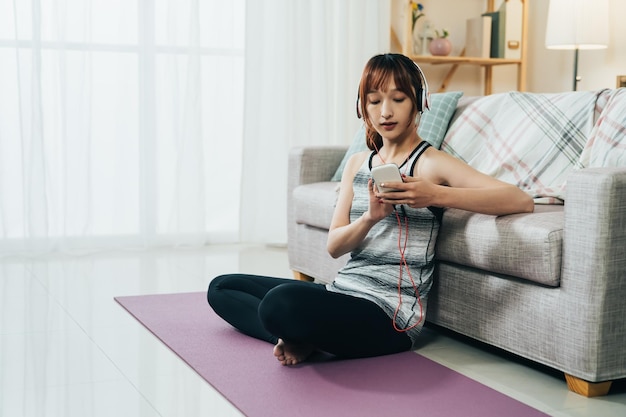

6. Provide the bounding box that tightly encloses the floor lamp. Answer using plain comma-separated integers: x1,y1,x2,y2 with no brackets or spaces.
545,0,610,91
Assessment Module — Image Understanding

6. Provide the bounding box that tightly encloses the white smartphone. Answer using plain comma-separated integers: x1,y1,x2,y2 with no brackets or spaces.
371,163,403,193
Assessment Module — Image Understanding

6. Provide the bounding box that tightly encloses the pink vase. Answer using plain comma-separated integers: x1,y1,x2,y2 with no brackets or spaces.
429,38,452,56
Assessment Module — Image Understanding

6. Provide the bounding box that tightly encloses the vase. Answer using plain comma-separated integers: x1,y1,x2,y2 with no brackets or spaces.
412,22,423,55
429,38,452,56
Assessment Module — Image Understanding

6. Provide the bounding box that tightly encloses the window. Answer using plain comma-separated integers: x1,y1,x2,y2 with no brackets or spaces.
0,0,245,249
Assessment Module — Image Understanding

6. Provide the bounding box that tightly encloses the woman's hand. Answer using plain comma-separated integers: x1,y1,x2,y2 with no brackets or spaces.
367,178,395,220
374,174,437,209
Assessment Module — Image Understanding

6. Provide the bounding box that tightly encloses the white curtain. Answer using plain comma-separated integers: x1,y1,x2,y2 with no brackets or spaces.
0,0,245,256
0,0,391,255
240,0,391,244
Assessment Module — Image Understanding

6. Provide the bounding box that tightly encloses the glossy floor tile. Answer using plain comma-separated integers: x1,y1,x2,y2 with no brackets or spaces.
1,244,624,416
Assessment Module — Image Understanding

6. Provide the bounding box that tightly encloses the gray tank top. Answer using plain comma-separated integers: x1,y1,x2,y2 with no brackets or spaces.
327,141,440,347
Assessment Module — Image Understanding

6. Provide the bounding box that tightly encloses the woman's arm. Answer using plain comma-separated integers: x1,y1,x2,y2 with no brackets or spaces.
376,148,534,215
327,152,394,259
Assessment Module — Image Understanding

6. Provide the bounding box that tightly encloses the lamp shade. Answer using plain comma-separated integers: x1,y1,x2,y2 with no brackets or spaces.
545,0,609,50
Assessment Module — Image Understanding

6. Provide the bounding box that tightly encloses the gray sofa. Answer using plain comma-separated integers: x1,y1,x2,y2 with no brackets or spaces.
287,89,626,397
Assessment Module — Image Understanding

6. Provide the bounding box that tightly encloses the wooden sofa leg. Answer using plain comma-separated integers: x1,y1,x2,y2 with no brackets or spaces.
292,270,315,282
564,374,612,397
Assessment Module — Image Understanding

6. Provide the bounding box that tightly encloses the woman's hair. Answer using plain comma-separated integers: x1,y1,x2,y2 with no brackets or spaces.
357,53,424,151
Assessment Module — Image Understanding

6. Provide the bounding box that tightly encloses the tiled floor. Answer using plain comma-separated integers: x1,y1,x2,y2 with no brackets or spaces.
1,244,624,416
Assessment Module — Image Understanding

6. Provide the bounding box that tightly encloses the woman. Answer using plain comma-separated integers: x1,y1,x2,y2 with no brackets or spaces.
208,53,533,366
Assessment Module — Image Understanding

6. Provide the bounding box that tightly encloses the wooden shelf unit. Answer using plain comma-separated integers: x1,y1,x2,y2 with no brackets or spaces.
392,0,529,95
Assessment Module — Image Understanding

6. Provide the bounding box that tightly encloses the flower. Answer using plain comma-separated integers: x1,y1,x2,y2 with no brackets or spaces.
410,2,424,30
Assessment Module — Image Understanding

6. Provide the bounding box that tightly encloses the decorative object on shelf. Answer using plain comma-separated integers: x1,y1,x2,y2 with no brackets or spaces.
429,29,451,56
466,15,492,58
420,20,437,55
410,1,426,55
545,0,609,91
410,1,424,31
491,0,523,59
392,0,529,95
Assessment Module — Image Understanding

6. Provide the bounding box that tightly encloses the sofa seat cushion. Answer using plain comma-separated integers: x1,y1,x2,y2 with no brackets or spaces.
436,205,563,287
293,182,338,229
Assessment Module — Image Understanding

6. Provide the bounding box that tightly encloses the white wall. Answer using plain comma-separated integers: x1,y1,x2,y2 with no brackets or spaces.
527,0,626,93
392,0,626,95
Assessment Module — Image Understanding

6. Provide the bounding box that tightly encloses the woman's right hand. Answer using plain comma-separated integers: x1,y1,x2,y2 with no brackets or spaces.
366,178,394,222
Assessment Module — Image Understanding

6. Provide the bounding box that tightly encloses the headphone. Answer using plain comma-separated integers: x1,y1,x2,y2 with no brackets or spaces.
356,59,431,120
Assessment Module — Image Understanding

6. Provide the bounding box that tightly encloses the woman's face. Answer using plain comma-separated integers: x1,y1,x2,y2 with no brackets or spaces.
365,79,415,141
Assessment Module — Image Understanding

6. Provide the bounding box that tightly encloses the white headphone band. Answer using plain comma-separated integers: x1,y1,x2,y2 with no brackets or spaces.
414,62,430,112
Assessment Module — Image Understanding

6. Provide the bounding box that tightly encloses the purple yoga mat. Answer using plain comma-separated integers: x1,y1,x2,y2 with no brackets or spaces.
115,292,547,417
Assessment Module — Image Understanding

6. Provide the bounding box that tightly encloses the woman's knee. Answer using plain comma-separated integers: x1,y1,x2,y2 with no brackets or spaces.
207,274,234,307
258,285,288,318
258,284,306,333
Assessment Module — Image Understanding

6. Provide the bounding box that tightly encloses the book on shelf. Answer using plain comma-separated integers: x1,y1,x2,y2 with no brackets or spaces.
482,11,500,58
482,0,523,59
501,0,523,59
465,15,492,58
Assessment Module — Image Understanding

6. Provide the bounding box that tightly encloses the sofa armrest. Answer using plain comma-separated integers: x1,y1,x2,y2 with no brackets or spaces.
288,146,348,190
287,145,346,229
287,146,348,280
558,167,626,381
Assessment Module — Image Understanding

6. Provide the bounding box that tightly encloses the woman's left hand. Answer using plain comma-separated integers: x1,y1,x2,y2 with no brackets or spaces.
374,174,438,209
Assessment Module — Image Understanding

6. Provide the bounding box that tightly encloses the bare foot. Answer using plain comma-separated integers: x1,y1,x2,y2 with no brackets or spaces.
273,338,315,366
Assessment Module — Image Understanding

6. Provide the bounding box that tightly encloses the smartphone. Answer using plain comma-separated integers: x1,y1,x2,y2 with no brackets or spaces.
371,163,403,193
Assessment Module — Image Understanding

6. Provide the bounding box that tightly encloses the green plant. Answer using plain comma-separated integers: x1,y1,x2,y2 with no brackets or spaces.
434,29,449,38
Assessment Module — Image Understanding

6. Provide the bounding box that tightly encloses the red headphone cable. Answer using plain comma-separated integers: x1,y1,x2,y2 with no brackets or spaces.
371,143,424,332
391,207,424,333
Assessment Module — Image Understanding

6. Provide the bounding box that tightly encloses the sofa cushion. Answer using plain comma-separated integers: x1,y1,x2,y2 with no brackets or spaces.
330,125,367,181
441,91,601,203
293,182,338,229
330,91,464,181
436,205,564,287
419,91,465,149
579,88,626,168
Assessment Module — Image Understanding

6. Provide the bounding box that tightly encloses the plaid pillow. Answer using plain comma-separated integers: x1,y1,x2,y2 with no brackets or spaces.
441,91,601,203
331,91,463,181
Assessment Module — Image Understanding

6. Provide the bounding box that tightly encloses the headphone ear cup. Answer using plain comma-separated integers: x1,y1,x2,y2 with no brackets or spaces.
415,111,422,126
417,88,424,113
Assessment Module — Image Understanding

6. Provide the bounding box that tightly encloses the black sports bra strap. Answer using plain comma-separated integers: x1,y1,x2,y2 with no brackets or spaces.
368,152,376,170
409,141,431,176
368,141,431,172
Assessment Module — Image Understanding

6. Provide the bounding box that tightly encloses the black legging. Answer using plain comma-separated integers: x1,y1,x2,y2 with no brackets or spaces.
207,274,411,359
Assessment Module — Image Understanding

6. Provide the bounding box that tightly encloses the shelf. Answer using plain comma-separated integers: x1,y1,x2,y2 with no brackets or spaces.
408,55,522,66
391,0,528,95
